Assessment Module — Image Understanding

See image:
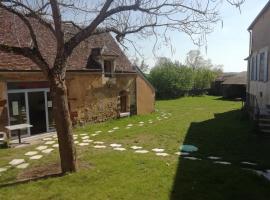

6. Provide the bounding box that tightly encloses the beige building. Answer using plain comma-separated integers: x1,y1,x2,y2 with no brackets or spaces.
246,1,270,132
0,9,155,138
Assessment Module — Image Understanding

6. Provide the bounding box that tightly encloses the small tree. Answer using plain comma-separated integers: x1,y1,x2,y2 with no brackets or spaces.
0,0,244,173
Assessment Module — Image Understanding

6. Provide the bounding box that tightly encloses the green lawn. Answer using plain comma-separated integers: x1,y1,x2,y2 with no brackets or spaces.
0,96,270,200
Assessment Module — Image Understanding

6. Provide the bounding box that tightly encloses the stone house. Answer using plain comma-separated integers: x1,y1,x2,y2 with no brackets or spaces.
246,1,270,133
0,8,155,138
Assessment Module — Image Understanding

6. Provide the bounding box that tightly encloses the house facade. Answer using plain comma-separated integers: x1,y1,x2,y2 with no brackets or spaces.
0,9,155,138
246,1,270,117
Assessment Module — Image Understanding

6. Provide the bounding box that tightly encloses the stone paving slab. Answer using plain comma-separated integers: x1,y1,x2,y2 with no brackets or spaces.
184,157,201,161
25,151,38,156
42,148,54,154
30,155,43,160
9,159,25,166
94,141,104,144
134,150,149,154
0,167,8,172
131,146,143,150
16,163,29,169
110,144,122,148
93,145,106,149
208,156,222,160
156,153,169,157
36,146,48,151
214,161,231,165
152,148,165,152
44,141,55,145
52,144,59,148
113,147,126,151
78,143,89,146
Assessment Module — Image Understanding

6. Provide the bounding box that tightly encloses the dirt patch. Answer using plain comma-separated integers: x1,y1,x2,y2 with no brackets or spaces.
17,160,94,181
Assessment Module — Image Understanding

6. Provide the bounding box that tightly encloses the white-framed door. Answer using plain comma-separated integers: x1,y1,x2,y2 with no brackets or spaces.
7,88,54,136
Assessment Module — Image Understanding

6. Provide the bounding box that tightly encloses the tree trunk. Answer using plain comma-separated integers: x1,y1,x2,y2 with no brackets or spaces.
49,75,77,173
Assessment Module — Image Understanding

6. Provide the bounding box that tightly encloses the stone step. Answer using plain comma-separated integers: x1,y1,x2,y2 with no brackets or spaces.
266,105,270,110
260,115,270,119
260,129,270,133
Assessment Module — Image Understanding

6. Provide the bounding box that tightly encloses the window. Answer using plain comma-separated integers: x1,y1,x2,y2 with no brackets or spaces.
104,60,113,77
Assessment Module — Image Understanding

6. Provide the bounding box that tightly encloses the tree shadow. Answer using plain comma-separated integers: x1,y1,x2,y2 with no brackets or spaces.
0,172,63,188
170,109,270,200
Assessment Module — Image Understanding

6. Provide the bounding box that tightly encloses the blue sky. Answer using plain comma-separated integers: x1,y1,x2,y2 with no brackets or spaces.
124,0,269,72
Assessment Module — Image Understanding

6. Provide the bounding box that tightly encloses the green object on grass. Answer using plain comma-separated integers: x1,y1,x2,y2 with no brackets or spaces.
180,145,198,152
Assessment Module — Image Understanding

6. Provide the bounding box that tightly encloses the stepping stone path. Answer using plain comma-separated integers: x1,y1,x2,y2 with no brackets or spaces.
113,127,119,130
0,167,8,172
208,156,222,160
94,141,104,144
130,146,143,150
42,148,54,154
94,145,106,149
36,146,48,151
25,151,38,156
43,138,53,141
139,122,144,124
16,163,29,169
175,152,190,156
113,147,126,151
152,148,165,153
110,144,122,148
9,159,25,166
82,136,89,139
30,155,43,160
214,161,231,165
78,143,89,146
83,139,93,143
108,130,114,133
241,161,257,166
45,141,55,145
156,153,169,157
127,124,133,127
184,157,201,161
52,144,59,148
74,141,79,144
134,150,149,154
91,134,98,136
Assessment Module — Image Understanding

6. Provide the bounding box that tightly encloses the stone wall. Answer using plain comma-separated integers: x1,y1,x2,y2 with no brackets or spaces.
0,80,8,132
66,73,137,125
0,72,138,128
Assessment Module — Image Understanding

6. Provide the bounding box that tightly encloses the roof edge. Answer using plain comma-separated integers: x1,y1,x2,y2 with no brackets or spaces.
133,65,155,92
248,1,270,30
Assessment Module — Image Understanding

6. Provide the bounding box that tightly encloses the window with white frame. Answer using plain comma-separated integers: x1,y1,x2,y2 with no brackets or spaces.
250,48,268,82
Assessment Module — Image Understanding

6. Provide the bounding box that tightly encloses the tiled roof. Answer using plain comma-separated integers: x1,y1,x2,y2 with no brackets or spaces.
0,8,135,72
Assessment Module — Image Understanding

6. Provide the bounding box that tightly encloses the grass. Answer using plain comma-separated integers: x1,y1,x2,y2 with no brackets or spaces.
0,96,270,200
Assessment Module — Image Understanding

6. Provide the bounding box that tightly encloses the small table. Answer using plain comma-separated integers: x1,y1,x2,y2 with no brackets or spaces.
5,124,32,144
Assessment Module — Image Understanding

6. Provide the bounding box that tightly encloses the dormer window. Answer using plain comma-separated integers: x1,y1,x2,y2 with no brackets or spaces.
104,60,114,77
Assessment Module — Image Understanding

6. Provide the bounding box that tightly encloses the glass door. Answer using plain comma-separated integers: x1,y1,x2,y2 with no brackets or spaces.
8,93,29,137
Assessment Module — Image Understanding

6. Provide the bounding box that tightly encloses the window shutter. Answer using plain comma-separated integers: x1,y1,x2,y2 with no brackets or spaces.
264,50,268,82
256,54,260,81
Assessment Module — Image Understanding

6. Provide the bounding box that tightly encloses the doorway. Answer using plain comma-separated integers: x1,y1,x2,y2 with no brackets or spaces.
28,92,47,135
7,87,54,137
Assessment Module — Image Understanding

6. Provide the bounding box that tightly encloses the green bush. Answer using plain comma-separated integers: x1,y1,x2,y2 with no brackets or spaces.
148,57,219,99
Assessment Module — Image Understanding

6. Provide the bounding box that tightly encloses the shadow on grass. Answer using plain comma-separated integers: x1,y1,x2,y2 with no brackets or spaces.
0,172,63,188
170,109,270,200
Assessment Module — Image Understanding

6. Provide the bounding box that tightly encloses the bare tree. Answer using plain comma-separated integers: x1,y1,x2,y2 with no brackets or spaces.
0,0,244,173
